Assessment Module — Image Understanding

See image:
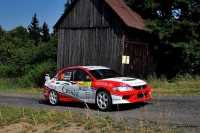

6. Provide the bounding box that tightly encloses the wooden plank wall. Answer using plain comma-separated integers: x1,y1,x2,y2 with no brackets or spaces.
57,0,125,72
123,35,156,78
58,0,124,28
58,27,124,72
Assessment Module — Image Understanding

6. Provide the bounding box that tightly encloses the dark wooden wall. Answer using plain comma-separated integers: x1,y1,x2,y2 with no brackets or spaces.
123,28,156,78
56,0,156,77
123,40,156,78
57,0,125,72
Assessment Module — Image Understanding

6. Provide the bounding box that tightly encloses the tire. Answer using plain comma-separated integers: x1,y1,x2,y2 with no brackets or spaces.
49,90,58,105
96,91,112,111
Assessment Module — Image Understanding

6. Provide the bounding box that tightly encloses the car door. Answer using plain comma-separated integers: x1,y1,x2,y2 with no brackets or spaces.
73,69,95,103
55,69,79,98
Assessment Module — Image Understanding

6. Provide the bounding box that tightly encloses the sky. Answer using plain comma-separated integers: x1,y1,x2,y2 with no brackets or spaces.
0,0,66,33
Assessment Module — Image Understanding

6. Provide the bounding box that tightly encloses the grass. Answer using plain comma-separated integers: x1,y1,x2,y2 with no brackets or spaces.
0,78,42,95
146,75,200,96
0,105,185,133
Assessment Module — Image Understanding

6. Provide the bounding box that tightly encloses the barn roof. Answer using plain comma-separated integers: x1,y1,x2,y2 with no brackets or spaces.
54,0,145,30
104,0,145,30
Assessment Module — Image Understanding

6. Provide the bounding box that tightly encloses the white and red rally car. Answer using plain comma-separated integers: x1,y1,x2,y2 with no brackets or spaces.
44,66,152,111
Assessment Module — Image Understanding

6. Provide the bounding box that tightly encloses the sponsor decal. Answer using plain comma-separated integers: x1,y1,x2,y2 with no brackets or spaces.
62,84,79,97
60,72,72,80
95,82,113,87
79,86,90,91
64,76,71,80
85,92,92,98
72,89,79,97
111,95,123,102
130,81,145,85
60,74,65,80
112,98,121,101
87,99,95,102
64,89,79,97
77,82,91,86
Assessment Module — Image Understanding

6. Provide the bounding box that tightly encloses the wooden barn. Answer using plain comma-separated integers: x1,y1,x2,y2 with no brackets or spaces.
54,0,156,78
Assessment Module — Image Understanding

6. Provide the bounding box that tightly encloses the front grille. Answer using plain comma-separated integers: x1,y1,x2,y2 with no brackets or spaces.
132,85,146,90
122,95,131,99
138,93,147,98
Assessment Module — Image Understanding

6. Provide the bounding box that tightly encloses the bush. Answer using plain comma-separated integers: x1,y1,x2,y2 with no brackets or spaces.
0,64,19,77
18,61,56,87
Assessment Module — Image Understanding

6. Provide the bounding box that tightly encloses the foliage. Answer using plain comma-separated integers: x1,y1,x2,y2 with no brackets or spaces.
0,15,58,87
18,61,56,87
27,13,41,46
125,0,200,78
41,21,50,42
64,0,74,12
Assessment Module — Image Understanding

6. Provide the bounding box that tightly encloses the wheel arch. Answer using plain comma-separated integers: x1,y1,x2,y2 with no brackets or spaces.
95,88,113,103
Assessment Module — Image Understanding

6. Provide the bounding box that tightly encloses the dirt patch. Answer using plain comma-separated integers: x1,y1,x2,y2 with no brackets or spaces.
0,122,90,133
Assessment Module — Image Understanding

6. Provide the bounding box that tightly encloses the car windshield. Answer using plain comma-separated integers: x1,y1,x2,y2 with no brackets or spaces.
89,69,122,79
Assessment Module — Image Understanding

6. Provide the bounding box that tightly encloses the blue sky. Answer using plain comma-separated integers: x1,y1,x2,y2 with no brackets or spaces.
0,0,66,33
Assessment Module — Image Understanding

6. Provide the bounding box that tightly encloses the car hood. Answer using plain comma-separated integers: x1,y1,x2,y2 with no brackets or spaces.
101,77,147,86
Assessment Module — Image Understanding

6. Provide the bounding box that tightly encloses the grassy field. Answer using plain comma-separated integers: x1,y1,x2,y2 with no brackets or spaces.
0,76,200,133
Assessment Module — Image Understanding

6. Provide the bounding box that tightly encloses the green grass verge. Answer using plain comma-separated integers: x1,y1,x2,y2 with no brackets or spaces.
0,106,184,133
1,76,200,96
147,75,200,96
0,78,42,95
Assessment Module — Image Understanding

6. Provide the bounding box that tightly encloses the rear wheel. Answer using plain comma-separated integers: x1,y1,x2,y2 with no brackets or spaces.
49,90,58,105
96,91,112,111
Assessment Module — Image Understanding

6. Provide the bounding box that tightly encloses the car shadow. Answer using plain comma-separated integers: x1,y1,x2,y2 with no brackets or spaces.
38,99,149,112
109,102,149,111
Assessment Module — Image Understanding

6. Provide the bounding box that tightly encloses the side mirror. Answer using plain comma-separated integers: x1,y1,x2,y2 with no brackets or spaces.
45,74,50,81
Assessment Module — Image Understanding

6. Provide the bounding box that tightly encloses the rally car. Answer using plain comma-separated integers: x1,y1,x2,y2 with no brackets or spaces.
44,66,152,111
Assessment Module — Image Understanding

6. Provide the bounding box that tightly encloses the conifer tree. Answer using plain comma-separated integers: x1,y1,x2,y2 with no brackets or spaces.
28,13,41,46
0,26,6,37
64,0,74,12
41,21,50,42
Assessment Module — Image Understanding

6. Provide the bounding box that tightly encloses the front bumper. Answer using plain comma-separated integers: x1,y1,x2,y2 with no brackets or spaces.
111,90,151,104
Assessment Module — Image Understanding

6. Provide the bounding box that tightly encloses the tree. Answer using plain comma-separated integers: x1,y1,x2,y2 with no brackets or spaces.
64,0,74,12
0,26,6,37
41,21,50,42
125,0,200,78
11,26,29,47
27,13,41,46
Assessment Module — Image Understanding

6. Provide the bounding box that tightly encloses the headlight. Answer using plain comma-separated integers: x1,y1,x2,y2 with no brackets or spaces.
113,86,132,92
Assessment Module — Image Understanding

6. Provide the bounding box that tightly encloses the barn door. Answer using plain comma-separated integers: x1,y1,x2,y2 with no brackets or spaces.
123,39,149,78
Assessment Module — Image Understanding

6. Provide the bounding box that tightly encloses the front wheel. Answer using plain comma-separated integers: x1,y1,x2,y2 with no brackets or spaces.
96,91,112,111
49,90,58,105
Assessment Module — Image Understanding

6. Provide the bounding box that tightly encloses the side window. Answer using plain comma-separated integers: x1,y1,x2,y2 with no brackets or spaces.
73,69,92,81
57,70,73,81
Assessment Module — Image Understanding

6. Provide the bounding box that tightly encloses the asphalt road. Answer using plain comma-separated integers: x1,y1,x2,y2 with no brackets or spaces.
0,93,199,132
